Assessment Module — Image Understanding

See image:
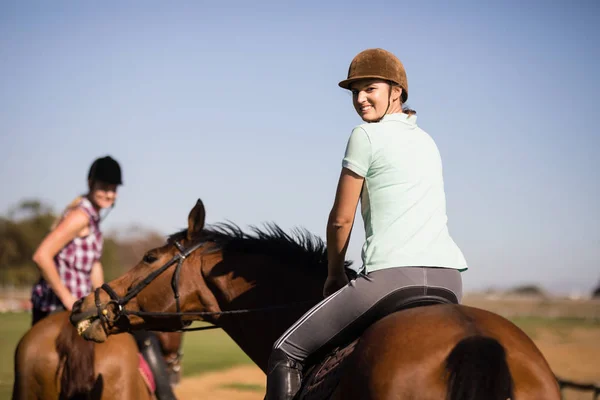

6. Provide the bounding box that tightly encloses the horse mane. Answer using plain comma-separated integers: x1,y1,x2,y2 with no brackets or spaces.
168,222,353,276
55,315,96,399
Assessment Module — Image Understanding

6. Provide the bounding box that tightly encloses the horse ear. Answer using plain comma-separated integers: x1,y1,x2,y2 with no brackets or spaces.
187,199,206,240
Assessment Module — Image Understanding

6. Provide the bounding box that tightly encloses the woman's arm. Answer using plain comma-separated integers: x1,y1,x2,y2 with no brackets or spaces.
324,168,364,295
32,208,89,310
90,261,104,290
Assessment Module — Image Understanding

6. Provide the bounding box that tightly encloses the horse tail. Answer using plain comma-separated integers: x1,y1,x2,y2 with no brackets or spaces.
55,318,96,399
445,336,514,400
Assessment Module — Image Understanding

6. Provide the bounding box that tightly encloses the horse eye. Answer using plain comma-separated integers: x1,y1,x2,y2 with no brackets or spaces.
143,253,158,264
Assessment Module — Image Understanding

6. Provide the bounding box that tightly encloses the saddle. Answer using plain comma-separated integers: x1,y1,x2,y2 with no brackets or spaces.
295,290,458,400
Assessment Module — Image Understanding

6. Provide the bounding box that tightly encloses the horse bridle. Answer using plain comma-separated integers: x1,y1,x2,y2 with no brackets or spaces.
94,239,315,332
94,239,212,332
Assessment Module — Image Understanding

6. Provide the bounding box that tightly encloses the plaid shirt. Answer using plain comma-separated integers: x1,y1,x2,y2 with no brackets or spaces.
31,197,103,312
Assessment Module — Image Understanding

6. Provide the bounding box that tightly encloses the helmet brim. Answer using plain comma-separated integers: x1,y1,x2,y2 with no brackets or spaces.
338,75,400,90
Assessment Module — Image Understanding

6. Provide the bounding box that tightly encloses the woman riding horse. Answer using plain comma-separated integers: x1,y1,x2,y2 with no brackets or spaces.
265,48,468,399
30,156,176,400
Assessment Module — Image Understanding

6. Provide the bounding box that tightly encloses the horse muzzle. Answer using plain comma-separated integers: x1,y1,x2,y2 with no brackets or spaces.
70,298,108,342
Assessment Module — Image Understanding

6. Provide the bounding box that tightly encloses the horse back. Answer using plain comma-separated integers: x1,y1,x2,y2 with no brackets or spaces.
13,311,149,400
297,304,560,400
13,312,65,399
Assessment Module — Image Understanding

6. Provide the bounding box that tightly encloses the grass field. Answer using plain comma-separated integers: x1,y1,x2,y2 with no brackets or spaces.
1,309,599,399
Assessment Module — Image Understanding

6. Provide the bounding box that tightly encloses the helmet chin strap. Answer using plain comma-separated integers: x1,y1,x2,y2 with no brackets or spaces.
371,83,394,123
99,202,115,223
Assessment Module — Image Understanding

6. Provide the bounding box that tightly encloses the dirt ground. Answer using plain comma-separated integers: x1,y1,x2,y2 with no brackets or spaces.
536,327,600,400
174,327,600,400
174,365,265,400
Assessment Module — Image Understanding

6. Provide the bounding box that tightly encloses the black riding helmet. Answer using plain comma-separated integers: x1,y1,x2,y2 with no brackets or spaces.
88,156,123,185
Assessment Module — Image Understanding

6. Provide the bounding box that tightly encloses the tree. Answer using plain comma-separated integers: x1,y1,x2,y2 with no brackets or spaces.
0,200,56,286
508,284,546,297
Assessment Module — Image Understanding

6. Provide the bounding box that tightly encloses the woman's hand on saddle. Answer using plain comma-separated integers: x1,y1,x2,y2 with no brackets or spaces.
323,272,349,298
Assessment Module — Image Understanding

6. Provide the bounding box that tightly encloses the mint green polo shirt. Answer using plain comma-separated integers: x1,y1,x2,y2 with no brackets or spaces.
342,113,468,273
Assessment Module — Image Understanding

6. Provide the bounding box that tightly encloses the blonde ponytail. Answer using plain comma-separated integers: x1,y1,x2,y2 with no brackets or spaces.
50,195,84,231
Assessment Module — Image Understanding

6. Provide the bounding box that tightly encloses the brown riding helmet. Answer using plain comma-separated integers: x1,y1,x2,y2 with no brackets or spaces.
338,48,408,103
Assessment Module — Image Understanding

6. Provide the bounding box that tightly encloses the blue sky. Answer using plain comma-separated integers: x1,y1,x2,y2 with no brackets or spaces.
1,1,598,295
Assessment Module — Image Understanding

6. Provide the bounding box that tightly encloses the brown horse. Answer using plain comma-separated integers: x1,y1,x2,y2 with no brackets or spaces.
12,310,183,400
71,199,560,400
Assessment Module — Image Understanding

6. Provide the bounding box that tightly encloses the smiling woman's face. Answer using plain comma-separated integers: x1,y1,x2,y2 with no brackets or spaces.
89,180,118,209
350,79,402,122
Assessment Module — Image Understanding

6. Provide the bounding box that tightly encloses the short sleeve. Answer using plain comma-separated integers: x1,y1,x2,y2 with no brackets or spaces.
342,126,372,177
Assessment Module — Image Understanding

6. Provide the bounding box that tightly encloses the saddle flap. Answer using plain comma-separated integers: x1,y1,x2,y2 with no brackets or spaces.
138,353,157,394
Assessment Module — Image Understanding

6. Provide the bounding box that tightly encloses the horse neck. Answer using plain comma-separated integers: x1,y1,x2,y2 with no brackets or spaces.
205,252,325,372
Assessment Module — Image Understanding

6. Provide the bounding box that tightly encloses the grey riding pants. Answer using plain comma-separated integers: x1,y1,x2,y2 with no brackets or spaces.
273,266,463,363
